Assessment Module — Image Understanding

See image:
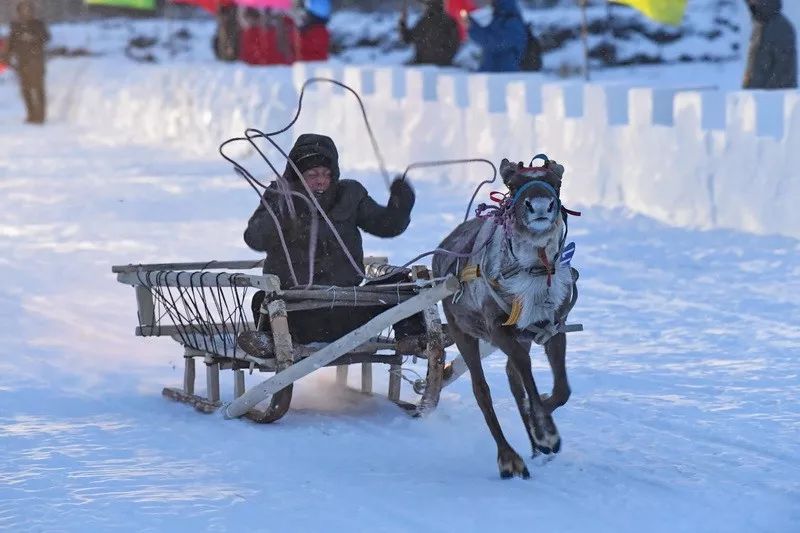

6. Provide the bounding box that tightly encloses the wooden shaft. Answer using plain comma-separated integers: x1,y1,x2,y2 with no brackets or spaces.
282,289,414,302
285,301,401,313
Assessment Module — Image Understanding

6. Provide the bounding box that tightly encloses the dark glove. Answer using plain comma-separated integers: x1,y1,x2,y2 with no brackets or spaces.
389,176,415,213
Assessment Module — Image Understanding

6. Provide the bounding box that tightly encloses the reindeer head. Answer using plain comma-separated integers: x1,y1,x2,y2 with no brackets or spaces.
499,155,565,234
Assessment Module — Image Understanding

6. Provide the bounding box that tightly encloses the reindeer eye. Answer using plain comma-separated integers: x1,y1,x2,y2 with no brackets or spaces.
548,200,555,212
525,199,534,212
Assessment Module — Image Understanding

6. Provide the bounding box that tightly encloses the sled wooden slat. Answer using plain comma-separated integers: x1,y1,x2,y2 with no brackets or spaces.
234,371,245,399
336,365,348,387
206,359,220,404
388,363,401,402
361,363,373,394
116,271,278,291
137,324,249,337
135,286,155,327
112,260,264,274
183,357,196,395
114,256,385,275
224,275,460,419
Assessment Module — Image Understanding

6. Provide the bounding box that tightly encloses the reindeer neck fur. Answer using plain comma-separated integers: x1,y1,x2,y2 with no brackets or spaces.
483,216,572,330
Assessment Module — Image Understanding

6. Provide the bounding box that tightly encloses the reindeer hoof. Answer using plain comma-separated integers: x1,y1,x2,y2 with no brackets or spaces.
530,415,562,455
498,449,530,479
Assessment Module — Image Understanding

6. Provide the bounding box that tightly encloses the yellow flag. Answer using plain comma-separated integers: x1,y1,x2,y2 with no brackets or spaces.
612,0,687,26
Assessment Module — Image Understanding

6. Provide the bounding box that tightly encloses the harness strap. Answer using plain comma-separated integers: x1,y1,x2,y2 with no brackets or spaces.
536,247,555,287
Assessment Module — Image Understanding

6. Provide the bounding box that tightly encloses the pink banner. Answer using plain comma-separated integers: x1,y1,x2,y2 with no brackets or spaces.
234,0,293,9
171,0,234,14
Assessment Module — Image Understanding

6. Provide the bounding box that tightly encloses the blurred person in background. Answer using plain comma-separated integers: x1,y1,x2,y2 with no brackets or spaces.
743,0,797,89
262,8,296,65
294,0,331,61
399,0,461,66
463,0,526,73
1,0,50,124
239,7,268,65
212,2,239,62
446,0,476,43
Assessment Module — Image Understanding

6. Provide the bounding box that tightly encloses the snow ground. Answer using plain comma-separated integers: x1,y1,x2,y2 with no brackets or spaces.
1,77,799,531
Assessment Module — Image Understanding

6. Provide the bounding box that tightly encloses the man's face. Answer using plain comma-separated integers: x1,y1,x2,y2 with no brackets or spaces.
18,3,33,20
302,166,332,195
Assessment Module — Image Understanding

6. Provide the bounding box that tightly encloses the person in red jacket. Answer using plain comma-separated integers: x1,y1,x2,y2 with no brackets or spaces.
294,2,330,62
446,0,477,42
262,9,295,65
239,8,267,65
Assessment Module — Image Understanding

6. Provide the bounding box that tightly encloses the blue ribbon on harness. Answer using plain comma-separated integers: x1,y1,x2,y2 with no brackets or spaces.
560,242,576,266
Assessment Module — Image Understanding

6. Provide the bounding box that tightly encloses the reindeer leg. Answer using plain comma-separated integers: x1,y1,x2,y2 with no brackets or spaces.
445,308,529,479
490,325,561,455
541,332,571,414
505,359,540,458
505,339,543,456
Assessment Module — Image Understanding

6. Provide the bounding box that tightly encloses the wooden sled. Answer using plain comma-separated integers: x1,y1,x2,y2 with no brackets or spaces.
113,258,583,423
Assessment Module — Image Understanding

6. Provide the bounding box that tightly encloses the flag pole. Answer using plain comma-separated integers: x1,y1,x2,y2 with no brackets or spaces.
579,0,591,81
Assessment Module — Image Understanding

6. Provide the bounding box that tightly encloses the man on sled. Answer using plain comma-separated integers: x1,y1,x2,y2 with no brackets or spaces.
240,133,419,352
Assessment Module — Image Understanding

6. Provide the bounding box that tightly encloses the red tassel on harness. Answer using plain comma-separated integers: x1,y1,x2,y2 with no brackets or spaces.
537,247,555,287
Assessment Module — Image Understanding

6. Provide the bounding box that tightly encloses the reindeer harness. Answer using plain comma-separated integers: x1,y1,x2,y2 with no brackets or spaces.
456,158,580,334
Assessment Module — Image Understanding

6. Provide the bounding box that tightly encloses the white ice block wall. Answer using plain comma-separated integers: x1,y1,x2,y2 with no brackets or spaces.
50,59,799,239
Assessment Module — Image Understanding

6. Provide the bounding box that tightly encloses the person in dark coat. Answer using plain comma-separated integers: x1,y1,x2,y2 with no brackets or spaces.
2,1,50,124
743,0,797,89
399,0,461,66
212,4,239,62
243,134,416,344
465,0,527,73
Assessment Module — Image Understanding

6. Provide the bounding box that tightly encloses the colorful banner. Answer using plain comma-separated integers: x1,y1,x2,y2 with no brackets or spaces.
234,0,293,9
612,0,687,26
85,0,157,10
170,0,234,14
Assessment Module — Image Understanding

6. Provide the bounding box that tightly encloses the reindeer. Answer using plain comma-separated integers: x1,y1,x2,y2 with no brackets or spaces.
432,155,579,479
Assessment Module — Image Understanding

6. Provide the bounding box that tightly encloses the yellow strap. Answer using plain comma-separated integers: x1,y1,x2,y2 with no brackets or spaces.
502,298,524,326
459,264,480,282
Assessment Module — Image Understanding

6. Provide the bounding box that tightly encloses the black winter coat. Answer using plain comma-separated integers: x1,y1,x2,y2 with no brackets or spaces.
400,4,461,66
5,20,50,71
743,0,797,89
244,134,415,289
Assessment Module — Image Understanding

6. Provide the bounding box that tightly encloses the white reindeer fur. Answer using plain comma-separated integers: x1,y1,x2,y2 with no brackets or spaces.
461,213,572,333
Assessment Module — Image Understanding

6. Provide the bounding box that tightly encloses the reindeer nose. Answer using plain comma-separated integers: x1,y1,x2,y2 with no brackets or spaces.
525,197,554,219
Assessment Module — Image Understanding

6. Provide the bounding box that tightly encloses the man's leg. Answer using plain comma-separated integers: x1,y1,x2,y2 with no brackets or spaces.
32,70,46,123
18,69,35,122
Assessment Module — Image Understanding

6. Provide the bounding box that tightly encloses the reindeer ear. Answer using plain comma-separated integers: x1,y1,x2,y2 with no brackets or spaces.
499,158,517,187
548,160,565,180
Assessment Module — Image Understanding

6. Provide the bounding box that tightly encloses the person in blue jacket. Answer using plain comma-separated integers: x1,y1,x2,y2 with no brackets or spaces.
466,0,527,72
